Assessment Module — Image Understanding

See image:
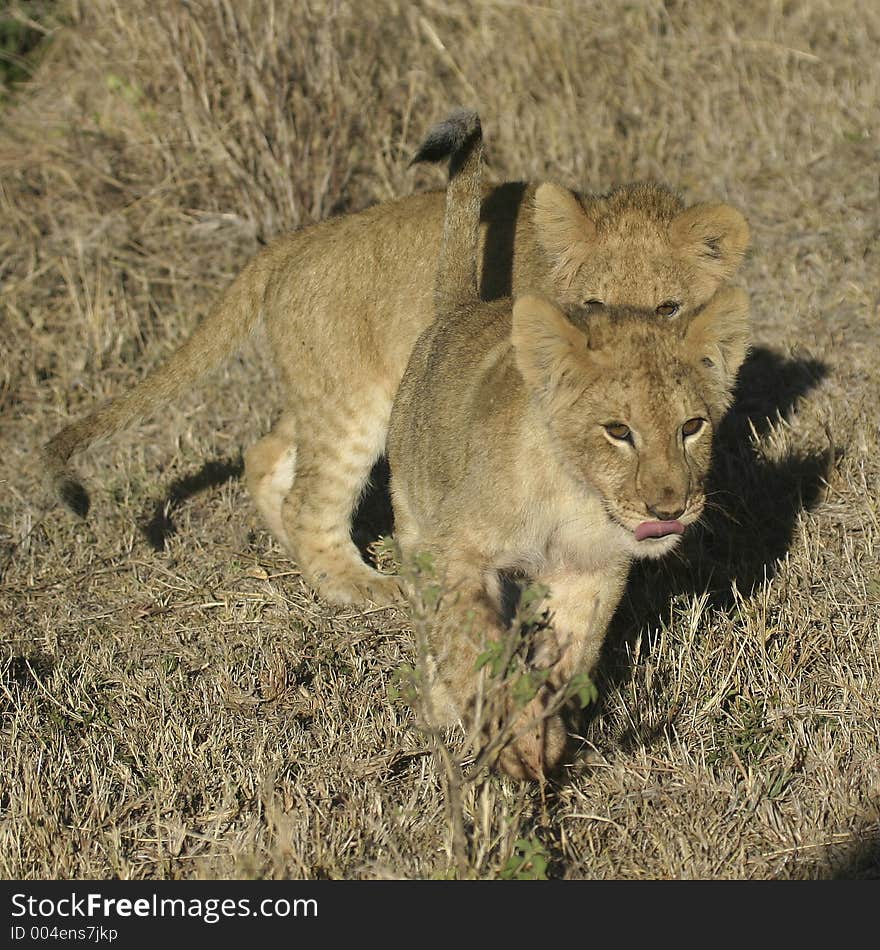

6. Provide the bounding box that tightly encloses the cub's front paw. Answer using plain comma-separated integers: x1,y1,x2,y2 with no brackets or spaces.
314,568,404,607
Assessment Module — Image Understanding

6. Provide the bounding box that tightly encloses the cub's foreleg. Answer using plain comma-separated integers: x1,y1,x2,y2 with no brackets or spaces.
413,552,567,780
536,567,628,691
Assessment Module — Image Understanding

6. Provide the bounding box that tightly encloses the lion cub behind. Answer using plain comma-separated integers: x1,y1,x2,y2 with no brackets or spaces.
387,112,750,780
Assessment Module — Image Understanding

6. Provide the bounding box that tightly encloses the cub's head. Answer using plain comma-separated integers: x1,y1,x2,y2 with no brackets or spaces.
533,182,749,319
511,287,750,558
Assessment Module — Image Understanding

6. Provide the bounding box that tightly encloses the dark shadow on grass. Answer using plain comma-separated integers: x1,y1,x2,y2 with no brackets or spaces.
1,653,55,688
776,813,880,879
141,456,244,551
142,451,392,562
820,823,880,880
590,346,832,751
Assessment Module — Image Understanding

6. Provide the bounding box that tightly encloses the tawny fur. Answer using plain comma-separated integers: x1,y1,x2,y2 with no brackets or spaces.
387,113,751,780
42,111,749,607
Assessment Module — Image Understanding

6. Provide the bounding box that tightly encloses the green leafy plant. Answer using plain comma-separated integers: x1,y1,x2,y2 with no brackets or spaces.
500,837,550,880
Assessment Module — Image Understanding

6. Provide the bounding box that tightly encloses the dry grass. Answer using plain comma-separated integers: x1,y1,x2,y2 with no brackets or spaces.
1,0,878,879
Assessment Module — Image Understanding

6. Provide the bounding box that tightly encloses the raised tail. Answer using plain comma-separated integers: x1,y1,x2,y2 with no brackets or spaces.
411,107,483,313
42,257,267,516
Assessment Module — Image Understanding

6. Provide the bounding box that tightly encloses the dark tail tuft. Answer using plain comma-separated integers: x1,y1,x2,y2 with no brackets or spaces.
411,108,481,174
42,428,92,517
413,108,484,310
58,477,90,518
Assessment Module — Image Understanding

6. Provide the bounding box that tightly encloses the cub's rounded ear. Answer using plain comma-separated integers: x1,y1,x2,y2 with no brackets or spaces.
533,183,596,282
512,293,589,389
684,285,751,389
511,294,576,352
670,203,750,284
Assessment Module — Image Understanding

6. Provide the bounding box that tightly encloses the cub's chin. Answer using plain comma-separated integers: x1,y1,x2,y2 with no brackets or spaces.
631,532,684,560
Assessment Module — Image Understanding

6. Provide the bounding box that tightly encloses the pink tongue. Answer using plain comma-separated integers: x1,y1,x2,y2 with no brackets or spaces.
635,520,685,542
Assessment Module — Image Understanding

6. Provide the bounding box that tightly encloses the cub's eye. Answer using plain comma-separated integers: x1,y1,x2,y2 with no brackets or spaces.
604,422,631,441
682,417,705,438
656,301,680,317
584,298,604,308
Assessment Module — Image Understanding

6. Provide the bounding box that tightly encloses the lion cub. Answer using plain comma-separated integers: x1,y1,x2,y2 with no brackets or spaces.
388,112,750,779
43,112,748,607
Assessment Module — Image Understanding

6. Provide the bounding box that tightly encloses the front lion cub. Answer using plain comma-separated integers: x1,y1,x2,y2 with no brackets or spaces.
388,112,750,780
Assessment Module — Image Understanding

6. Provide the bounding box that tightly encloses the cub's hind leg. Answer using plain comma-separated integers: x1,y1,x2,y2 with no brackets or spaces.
279,395,401,607
244,411,299,551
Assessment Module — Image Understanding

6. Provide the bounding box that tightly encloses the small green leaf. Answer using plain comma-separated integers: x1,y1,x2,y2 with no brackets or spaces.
475,640,504,676
568,672,598,708
499,836,550,880
518,582,550,612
